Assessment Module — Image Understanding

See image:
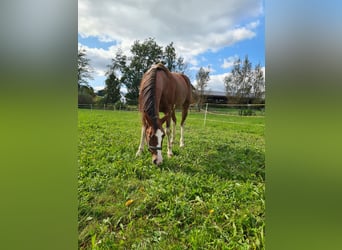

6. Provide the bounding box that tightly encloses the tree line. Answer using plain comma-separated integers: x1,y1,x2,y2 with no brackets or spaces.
78,38,265,106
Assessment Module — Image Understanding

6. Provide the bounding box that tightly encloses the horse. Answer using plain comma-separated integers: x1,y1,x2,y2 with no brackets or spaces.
135,63,193,165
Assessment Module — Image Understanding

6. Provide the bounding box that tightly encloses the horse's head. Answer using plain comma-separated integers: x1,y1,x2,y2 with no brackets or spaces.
145,125,165,165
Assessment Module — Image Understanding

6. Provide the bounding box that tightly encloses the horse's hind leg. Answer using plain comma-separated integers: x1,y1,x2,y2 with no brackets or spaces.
180,107,188,147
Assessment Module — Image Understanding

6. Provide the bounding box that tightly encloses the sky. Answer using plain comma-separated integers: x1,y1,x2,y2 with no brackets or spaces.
78,0,265,93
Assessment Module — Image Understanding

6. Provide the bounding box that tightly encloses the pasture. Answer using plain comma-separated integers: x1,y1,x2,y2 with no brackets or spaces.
78,109,265,249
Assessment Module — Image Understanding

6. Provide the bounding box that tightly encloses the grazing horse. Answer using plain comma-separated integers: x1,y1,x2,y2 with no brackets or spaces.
136,63,193,165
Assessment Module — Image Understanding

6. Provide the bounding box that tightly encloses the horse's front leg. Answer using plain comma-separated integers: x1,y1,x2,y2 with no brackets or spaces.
180,124,185,147
180,107,189,147
136,125,146,157
170,110,177,145
165,116,173,158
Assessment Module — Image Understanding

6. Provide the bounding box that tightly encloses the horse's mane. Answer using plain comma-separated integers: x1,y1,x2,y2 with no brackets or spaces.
139,63,169,129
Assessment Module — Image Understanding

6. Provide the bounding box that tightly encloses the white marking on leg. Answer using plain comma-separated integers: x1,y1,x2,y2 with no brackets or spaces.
166,127,171,138
180,125,185,147
171,121,176,145
155,129,164,164
136,126,145,157
165,127,173,157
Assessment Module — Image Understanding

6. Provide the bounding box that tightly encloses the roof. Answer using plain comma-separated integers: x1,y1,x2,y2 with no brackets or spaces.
195,90,226,97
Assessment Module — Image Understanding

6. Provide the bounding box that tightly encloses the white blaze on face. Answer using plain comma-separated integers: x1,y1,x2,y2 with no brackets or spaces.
155,129,163,164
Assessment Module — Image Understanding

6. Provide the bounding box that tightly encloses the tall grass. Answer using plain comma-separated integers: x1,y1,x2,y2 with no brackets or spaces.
78,109,265,249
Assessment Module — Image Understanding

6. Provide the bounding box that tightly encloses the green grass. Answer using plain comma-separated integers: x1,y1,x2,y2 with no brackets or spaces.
78,109,265,249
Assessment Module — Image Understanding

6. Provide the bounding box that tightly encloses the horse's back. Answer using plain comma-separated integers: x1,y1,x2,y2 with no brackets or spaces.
140,63,192,112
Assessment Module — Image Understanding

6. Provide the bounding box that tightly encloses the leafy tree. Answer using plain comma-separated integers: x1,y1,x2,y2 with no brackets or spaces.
131,38,164,73
162,42,188,74
126,38,163,104
107,38,163,104
175,57,188,74
195,66,210,109
104,72,121,104
78,85,95,104
239,55,253,103
251,63,265,103
162,42,177,71
224,55,264,104
107,38,187,105
78,47,94,90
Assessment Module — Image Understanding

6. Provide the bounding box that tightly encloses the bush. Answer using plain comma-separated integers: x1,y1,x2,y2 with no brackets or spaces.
93,98,128,111
78,94,94,104
239,108,256,116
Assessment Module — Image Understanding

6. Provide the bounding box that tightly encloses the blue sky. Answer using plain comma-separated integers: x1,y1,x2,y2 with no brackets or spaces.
78,0,265,92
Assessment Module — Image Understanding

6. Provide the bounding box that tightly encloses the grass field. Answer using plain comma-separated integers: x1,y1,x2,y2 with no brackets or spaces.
78,109,265,249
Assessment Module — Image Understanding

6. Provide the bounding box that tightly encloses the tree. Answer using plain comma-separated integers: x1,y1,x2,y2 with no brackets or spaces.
175,56,188,74
238,55,253,103
251,63,265,103
224,58,241,100
162,42,188,73
224,55,265,105
162,42,177,72
78,85,95,104
104,72,121,104
107,38,163,104
78,47,94,90
195,66,210,109
125,38,163,104
107,38,187,105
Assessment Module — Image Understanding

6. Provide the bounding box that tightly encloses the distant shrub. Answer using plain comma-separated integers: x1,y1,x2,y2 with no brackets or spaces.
239,108,256,116
78,94,94,104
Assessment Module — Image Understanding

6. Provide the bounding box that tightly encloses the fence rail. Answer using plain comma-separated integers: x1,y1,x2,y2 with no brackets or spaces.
78,103,138,111
78,103,265,117
78,103,265,129
190,103,265,116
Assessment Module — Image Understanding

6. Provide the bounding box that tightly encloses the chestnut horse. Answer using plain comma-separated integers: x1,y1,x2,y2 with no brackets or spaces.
136,63,193,165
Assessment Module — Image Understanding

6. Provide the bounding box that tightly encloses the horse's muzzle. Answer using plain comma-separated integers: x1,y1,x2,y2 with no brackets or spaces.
152,153,163,165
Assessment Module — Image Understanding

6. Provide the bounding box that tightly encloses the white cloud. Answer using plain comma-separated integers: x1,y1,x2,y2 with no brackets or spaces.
193,72,231,93
206,66,266,93
207,73,231,92
247,20,260,29
78,43,115,76
261,66,265,78
79,0,264,88
221,55,239,69
79,0,263,60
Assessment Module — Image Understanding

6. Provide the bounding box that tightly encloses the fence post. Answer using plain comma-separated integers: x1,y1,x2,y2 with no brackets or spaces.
204,103,208,127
